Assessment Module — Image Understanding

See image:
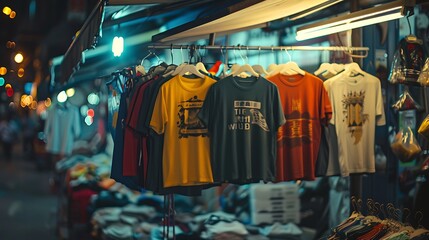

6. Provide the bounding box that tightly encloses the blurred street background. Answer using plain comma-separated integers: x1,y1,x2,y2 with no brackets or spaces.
0,143,56,240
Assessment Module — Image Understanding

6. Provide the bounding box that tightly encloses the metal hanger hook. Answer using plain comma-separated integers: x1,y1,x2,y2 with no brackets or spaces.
245,46,249,64
238,45,245,64
285,48,292,62
141,50,153,66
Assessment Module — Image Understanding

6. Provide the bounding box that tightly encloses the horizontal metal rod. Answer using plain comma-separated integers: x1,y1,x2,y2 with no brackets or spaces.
147,44,369,52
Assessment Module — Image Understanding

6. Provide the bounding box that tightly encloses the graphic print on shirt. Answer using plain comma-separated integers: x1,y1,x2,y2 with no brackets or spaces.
342,91,368,144
279,98,312,147
177,96,208,138
228,100,269,131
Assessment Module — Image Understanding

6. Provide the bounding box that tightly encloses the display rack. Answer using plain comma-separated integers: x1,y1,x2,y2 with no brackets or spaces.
147,44,370,59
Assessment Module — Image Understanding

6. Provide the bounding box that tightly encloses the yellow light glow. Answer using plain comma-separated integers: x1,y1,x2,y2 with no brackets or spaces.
17,68,24,77
9,11,16,19
66,88,75,97
5,83,12,89
0,67,6,75
2,6,11,15
44,98,52,107
14,53,24,63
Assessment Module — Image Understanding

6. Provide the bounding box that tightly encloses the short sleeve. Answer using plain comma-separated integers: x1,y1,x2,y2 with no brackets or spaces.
375,78,386,126
272,85,286,129
320,83,333,125
198,85,213,129
150,87,167,134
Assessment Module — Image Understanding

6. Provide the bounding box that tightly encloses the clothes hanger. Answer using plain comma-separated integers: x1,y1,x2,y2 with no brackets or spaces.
269,48,305,76
195,46,209,74
170,46,205,78
343,62,365,77
224,47,253,77
251,47,269,76
138,51,155,76
266,47,278,72
164,46,186,77
406,211,429,238
214,47,227,77
227,46,259,77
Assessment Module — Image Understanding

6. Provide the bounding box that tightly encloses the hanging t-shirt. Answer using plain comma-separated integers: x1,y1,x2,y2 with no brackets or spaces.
110,89,140,191
44,102,81,156
267,73,332,181
323,78,342,176
150,75,216,188
123,79,152,177
325,73,386,176
198,76,285,184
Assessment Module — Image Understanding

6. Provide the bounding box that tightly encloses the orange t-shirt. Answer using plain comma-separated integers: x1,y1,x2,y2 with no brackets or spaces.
267,73,332,181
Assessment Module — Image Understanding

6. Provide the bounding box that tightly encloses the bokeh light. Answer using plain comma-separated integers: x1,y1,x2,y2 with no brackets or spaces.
6,87,14,97
14,53,24,63
0,67,7,75
0,77,4,86
87,108,95,117
44,98,52,107
87,92,100,105
80,105,89,116
2,6,11,15
85,116,93,126
6,41,15,49
66,88,75,97
18,68,24,77
57,91,67,103
9,11,16,19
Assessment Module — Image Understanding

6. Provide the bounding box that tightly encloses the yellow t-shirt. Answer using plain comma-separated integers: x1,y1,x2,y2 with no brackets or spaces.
150,75,216,187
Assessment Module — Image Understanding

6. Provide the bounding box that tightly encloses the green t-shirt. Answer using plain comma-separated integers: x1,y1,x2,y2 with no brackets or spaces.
198,75,286,184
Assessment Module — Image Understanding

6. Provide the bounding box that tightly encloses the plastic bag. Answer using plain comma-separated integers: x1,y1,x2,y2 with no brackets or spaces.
388,37,425,85
391,89,423,112
418,114,429,140
390,127,422,163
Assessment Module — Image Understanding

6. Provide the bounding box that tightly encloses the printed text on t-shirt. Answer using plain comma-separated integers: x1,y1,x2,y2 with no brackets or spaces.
228,100,269,131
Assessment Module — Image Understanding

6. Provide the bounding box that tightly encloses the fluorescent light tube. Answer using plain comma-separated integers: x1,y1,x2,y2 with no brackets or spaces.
296,0,404,41
288,0,344,21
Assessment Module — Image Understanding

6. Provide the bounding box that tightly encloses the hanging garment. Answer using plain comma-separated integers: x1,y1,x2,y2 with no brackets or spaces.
150,75,216,187
198,75,285,184
110,89,140,191
122,79,153,179
142,72,207,195
44,102,81,156
324,72,386,176
315,64,344,177
267,72,332,181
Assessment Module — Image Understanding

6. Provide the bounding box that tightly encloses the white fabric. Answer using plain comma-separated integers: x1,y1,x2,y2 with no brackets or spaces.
202,219,248,239
324,73,385,176
44,102,81,156
259,222,303,237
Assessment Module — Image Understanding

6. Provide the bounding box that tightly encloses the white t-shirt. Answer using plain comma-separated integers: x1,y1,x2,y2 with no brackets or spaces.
44,102,81,156
324,73,385,176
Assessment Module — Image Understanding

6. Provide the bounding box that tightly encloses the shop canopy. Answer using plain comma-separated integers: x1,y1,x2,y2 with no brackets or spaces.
55,0,398,88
